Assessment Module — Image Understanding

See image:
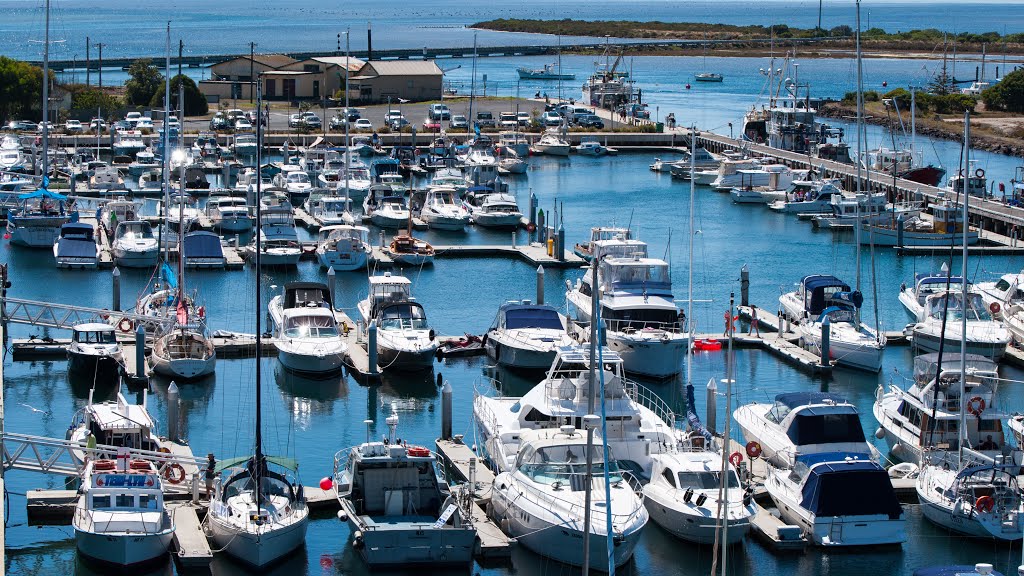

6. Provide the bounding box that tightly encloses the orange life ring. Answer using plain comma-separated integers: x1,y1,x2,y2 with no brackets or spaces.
117,317,135,333
975,495,995,513
526,222,536,233
990,302,1001,315
967,396,986,416
745,441,763,459
93,460,116,471
163,463,186,484
407,446,430,458
729,451,743,467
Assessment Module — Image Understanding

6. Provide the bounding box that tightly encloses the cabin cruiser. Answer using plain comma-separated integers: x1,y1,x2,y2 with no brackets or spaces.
779,275,886,371
97,197,140,233
165,192,202,236
767,180,846,214
306,195,355,227
643,450,755,545
734,392,876,470
339,165,373,200
531,132,571,156
498,131,530,157
650,147,719,177
53,222,98,269
862,146,945,187
573,227,633,261
471,193,522,229
907,289,1009,360
192,132,222,158
364,193,410,229
490,426,648,571
430,168,467,194
898,270,967,320
357,273,437,369
811,193,918,229
182,166,210,190
464,149,501,189
7,188,78,247
497,148,528,175
138,169,163,192
713,164,801,192
766,453,905,546
111,221,159,268
127,149,159,176
246,207,302,267
316,225,370,271
113,130,146,158
205,196,253,233
333,407,476,567
975,271,1024,344
474,345,691,480
269,282,347,374
948,168,988,198
485,301,574,369
73,457,175,566
873,353,1017,465
276,168,313,205
387,234,435,267
234,133,258,157
692,157,760,187
566,248,687,378
575,137,610,156
420,186,469,231
67,323,123,383
862,194,978,247
917,455,1022,541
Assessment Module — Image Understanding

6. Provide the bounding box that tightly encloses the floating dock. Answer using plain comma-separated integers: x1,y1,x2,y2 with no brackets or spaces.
434,438,513,559
169,503,213,568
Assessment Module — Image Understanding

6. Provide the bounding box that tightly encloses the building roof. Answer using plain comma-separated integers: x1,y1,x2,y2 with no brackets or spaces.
359,60,443,77
312,56,366,72
261,70,314,77
211,54,297,71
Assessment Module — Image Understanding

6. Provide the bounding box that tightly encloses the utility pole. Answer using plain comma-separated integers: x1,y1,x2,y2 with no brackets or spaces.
818,0,823,31
178,39,183,79
249,41,257,103
85,36,90,87
96,42,106,89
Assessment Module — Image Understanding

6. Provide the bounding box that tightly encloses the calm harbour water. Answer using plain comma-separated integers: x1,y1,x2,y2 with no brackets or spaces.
6,152,1024,575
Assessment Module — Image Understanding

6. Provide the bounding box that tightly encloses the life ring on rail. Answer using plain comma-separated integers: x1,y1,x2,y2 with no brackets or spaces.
93,460,116,471
976,168,986,178
163,463,186,484
526,222,536,233
407,446,431,458
745,441,762,459
990,302,1001,315
975,495,995,514
966,396,986,417
117,317,135,333
729,451,743,467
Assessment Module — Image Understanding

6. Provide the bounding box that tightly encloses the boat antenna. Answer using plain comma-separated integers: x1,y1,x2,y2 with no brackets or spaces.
581,254,599,576
254,74,265,509
625,208,634,236
957,109,971,466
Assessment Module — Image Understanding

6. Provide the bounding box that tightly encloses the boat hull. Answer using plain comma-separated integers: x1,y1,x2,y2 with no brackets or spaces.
113,245,160,268
910,328,1007,360
861,225,979,247
473,213,522,229
918,494,1021,541
214,216,252,233
318,250,368,271
347,514,476,567
67,352,121,383
74,527,173,567
423,214,468,231
643,493,750,545
605,331,687,378
377,343,437,370
485,339,556,370
208,512,309,568
276,346,345,375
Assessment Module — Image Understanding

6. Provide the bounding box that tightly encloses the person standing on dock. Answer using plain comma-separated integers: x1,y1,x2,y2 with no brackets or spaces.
205,453,216,496
748,305,760,337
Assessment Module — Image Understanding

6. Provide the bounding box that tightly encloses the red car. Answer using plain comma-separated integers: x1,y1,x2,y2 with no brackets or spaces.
422,119,442,131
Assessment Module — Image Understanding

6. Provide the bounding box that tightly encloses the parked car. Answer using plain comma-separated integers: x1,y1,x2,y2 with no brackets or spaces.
499,113,518,129
112,120,132,132
541,111,562,127
476,111,495,128
124,111,143,126
225,109,245,122
210,114,230,130
389,116,409,130
384,109,404,124
329,115,349,130
576,114,605,129
449,115,468,130
235,118,253,131
353,118,374,131
136,117,154,130
64,119,84,133
6,120,36,131
340,107,361,121
165,116,180,130
288,113,303,128
88,119,105,132
428,104,451,121
36,121,55,133
302,113,322,129
517,112,531,126
422,119,441,131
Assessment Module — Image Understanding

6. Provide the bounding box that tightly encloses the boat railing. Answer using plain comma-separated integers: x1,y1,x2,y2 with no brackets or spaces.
511,469,646,527
624,379,678,430
603,318,683,335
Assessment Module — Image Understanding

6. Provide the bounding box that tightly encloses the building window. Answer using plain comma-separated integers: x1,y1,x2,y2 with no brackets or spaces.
407,80,414,89
303,64,320,73
265,79,276,98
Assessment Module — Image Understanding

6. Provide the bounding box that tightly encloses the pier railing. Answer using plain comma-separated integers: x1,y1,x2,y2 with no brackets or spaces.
0,297,175,334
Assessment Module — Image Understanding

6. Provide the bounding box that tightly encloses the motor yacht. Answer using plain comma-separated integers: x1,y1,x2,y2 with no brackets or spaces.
205,196,252,233
53,222,98,269
306,195,355,227
316,225,370,271
908,289,1009,360
357,273,437,370
420,186,469,231
246,207,302,267
485,301,574,370
268,282,347,374
365,193,410,229
111,220,159,268
67,323,123,383
531,132,571,156
471,193,523,229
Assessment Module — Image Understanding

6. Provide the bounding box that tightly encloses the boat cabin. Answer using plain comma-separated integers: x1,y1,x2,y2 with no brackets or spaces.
73,393,161,452
83,459,165,524
931,196,967,234
283,281,333,310
764,392,868,449
792,275,862,316
788,455,903,521
922,291,992,323
73,323,118,346
492,302,565,332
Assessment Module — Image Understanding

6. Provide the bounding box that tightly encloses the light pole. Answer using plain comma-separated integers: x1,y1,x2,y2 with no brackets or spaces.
96,42,106,90
249,41,257,103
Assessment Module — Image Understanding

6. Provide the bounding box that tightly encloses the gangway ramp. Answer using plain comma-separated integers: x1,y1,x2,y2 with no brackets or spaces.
0,296,174,333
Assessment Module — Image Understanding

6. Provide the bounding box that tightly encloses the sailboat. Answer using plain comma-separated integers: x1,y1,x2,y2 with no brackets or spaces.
207,78,310,566
914,108,1023,542
149,39,215,381
694,31,724,82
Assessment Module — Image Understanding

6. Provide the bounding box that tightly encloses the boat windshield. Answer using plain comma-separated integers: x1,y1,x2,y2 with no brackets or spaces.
75,330,117,344
117,223,154,240
284,315,339,338
927,293,992,321
518,444,623,487
676,469,740,490
504,308,563,330
380,303,428,330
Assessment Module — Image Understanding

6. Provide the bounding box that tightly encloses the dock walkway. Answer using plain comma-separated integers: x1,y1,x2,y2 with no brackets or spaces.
434,438,512,559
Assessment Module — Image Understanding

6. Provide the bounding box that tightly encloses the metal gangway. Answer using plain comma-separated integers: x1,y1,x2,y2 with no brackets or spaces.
1,431,206,494
0,296,174,335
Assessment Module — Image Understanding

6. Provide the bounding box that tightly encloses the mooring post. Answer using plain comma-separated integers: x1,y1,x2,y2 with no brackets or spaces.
538,209,546,243
557,224,566,262
111,267,121,311
536,265,545,305
135,323,146,378
368,320,378,376
740,264,749,308
896,215,905,250
441,381,452,441
167,381,180,442
821,316,831,367
706,378,718,436
511,231,516,249
327,266,336,310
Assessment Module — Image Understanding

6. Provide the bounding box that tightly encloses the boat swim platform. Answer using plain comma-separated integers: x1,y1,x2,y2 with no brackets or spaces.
434,439,513,559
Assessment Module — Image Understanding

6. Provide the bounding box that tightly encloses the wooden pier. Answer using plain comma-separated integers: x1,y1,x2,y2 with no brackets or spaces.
433,439,512,559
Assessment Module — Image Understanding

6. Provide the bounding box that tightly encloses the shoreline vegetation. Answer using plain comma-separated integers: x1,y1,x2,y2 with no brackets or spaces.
471,19,1024,59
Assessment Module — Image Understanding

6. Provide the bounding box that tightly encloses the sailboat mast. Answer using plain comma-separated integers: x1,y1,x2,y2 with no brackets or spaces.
854,0,864,324
162,24,171,261
686,127,696,386
958,109,970,465
254,77,264,508
581,260,599,576
468,34,477,133
41,0,50,179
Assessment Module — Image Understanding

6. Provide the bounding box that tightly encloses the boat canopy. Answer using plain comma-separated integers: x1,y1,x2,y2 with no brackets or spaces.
798,459,902,519
283,281,332,309
60,222,95,237
214,454,298,474
785,407,866,446
55,236,97,258
799,275,851,315
501,305,564,330
183,231,224,259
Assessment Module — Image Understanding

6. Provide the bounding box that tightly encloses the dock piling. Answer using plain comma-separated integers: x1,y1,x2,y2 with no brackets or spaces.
135,324,145,378
111,267,121,311
706,378,718,435
367,321,378,376
896,215,905,249
167,381,180,442
820,317,831,367
511,231,516,249
557,225,566,262
740,265,749,307
441,381,452,441
327,267,336,310
536,265,545,305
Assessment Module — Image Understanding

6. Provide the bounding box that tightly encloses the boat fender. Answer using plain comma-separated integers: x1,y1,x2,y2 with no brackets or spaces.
352,531,364,548
429,329,436,341
682,488,693,503
967,396,986,416
100,310,110,321
990,302,1001,315
163,463,186,484
694,492,707,507
117,317,135,333
875,427,886,440
728,451,743,467
976,168,985,178
975,495,995,513
337,510,348,522
745,441,762,459
500,517,510,534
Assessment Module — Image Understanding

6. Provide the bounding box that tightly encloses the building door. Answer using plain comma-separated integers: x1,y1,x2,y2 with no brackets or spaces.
284,79,296,100
313,80,320,99
265,79,276,98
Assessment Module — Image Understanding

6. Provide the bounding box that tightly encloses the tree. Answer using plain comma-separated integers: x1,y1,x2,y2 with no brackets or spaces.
65,83,123,114
125,59,163,106
150,74,208,116
928,64,957,96
982,69,1024,113
0,56,44,123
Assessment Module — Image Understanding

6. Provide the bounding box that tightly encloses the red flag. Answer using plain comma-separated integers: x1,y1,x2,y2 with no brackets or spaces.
176,299,188,325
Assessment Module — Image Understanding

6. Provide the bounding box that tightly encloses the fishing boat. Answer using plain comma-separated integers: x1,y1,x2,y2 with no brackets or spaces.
484,300,574,370
387,233,435,267
66,323,123,383
573,226,634,261
68,391,170,457
357,273,438,369
268,282,346,375
517,62,574,80
861,194,978,247
332,407,476,567
316,225,370,271
489,426,648,571
73,457,175,566
531,132,571,156
111,220,159,268
53,222,98,269
734,392,877,470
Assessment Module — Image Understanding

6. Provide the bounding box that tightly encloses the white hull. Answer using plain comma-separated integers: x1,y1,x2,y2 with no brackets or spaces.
797,326,885,372
485,340,557,370
276,345,345,375
863,225,980,247
605,331,687,378
74,527,173,566
208,511,309,568
149,354,216,380
347,514,477,567
378,342,437,370
422,213,468,231
910,327,1008,360
643,493,750,545
532,145,571,157
318,250,368,271
389,252,434,267
214,216,253,233
473,213,522,228
113,245,160,268
9,223,63,247
371,214,408,229
251,247,302,267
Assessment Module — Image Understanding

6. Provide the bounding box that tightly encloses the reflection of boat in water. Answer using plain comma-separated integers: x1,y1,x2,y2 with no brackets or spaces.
274,363,348,404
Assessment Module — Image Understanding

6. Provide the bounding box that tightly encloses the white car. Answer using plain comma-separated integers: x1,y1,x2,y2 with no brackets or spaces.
235,118,253,131
542,111,562,127
136,117,154,130
354,118,373,131
124,111,143,126
64,119,83,133
165,116,180,130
